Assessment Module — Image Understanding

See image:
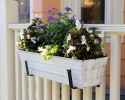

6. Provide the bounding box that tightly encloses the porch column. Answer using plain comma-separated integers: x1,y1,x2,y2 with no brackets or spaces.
0,0,18,100
110,35,121,100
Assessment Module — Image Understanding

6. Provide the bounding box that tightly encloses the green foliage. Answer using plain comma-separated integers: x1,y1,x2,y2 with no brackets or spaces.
18,7,104,61
18,18,47,52
38,45,59,61
64,26,104,60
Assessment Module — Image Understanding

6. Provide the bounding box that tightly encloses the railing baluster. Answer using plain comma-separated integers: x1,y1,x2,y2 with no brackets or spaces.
29,75,35,100
52,81,60,100
83,88,92,100
96,79,106,100
22,74,29,100
96,33,106,100
62,84,70,100
110,35,121,100
15,30,22,100
44,79,52,100
36,77,44,100
72,89,81,100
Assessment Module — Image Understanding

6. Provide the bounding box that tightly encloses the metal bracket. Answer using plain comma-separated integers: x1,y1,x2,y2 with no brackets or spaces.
67,69,77,89
25,61,33,76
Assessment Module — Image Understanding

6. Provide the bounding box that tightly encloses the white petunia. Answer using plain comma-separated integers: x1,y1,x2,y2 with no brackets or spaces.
27,35,30,39
75,20,82,30
20,35,25,40
67,46,76,54
90,34,94,37
88,29,93,33
18,30,24,40
81,35,86,44
31,37,36,44
94,39,99,44
86,46,90,51
86,28,93,33
67,34,71,43
19,30,24,36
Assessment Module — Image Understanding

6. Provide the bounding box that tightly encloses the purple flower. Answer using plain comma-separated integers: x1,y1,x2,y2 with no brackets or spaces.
48,16,54,21
53,18,59,23
46,10,52,15
36,24,44,29
57,12,62,17
64,7,72,12
71,15,77,21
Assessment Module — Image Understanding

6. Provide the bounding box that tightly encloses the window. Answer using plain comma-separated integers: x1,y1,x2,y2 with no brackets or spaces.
81,0,105,24
18,0,30,23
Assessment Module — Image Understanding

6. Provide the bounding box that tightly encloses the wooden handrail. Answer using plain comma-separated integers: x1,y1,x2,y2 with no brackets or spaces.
9,24,125,35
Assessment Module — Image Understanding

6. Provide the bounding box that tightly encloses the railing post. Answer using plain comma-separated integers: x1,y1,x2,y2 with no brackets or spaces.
28,75,35,100
36,77,44,100
62,84,70,100
83,88,92,100
15,30,22,100
22,74,29,100
72,89,81,100
52,81,60,100
96,32,106,100
0,0,18,100
110,35,121,100
44,79,52,100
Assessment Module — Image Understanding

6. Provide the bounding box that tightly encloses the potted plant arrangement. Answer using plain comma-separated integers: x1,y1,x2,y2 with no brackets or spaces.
18,7,108,88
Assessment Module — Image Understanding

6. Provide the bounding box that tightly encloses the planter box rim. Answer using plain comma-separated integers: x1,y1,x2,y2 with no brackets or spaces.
18,50,107,62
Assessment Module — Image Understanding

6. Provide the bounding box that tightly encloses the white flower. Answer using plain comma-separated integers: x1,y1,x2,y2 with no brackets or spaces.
38,47,47,52
67,34,71,43
81,35,86,44
18,30,24,40
86,28,89,31
98,33,104,37
27,35,30,39
86,28,93,33
88,29,93,33
31,37,36,44
20,35,25,40
86,46,90,51
75,20,82,30
19,30,24,36
67,49,71,54
90,34,94,37
67,46,76,54
94,39,99,44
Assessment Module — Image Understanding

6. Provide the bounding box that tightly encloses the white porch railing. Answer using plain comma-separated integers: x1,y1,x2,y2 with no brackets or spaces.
8,24,125,100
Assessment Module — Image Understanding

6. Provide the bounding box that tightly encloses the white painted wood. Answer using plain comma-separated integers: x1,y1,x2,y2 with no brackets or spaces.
61,84,70,100
52,81,60,100
30,0,33,23
95,32,106,100
35,77,44,100
15,30,22,100
61,0,64,11
110,0,124,24
9,24,125,33
44,79,52,100
83,88,92,100
29,75,35,100
72,89,81,100
19,50,108,88
0,0,18,100
110,35,121,100
22,74,29,100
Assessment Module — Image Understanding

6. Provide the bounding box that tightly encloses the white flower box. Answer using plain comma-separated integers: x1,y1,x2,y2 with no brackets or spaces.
19,50,108,88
